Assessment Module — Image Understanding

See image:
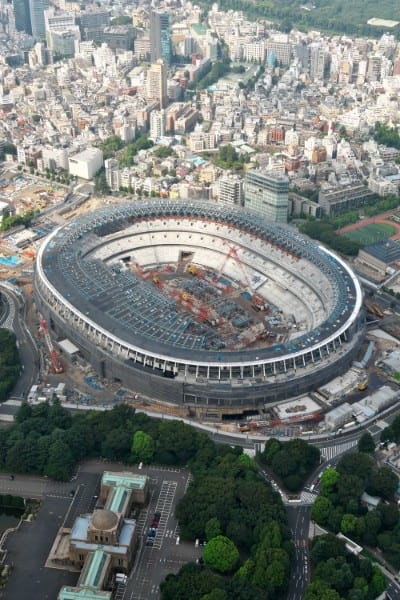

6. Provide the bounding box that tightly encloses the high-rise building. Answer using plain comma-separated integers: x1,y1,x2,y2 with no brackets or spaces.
150,109,166,140
150,10,171,66
218,174,244,206
146,59,168,109
13,0,31,35
244,170,289,223
310,45,330,81
29,0,49,40
105,158,120,192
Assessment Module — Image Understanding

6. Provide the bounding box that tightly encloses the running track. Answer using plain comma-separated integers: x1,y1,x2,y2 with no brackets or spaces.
336,209,400,240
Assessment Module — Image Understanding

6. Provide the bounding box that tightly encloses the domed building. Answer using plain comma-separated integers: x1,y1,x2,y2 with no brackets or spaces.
55,471,149,600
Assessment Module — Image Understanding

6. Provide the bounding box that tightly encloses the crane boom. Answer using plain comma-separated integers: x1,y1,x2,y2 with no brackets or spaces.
39,314,63,374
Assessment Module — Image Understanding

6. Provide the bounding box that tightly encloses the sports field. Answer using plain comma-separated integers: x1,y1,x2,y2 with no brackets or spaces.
342,222,397,245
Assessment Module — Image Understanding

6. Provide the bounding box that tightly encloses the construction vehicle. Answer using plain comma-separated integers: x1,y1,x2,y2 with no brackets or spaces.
357,378,368,391
39,313,63,374
187,264,198,275
182,292,192,303
364,299,383,318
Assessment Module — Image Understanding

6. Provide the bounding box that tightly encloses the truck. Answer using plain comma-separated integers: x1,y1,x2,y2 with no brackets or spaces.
115,573,128,585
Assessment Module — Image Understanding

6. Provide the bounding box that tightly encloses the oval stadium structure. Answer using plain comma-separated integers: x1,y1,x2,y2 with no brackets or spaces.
34,200,365,418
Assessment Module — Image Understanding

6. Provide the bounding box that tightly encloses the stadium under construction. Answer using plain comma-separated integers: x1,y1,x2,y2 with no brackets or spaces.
34,200,365,418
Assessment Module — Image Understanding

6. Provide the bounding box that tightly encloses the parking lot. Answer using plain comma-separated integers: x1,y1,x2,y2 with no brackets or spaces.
120,466,201,600
2,461,201,600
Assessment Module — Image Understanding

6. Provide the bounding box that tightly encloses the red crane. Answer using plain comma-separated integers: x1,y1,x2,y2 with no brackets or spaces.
217,246,263,307
39,314,63,374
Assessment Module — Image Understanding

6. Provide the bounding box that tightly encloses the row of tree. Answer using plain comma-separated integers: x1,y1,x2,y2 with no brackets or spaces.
162,446,293,599
311,448,400,568
198,0,399,38
363,194,400,218
380,413,400,444
1,402,217,480
0,209,37,233
259,438,320,492
298,219,362,256
0,329,21,401
305,534,386,600
373,122,400,151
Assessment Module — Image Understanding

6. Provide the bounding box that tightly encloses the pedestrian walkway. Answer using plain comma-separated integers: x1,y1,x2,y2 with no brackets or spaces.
320,439,357,461
300,491,318,505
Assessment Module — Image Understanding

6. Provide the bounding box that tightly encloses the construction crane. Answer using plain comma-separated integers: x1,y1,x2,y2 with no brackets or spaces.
39,313,63,374
217,246,264,308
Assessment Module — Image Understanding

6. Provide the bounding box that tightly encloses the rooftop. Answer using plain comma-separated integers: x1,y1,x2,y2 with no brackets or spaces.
362,240,400,265
79,550,110,590
58,587,111,599
102,471,147,490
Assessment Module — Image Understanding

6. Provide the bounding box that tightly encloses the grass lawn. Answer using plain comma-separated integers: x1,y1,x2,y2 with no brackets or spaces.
342,222,397,245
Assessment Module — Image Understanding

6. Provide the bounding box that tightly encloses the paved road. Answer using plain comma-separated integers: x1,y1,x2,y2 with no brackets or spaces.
286,506,311,600
387,581,400,600
0,283,39,398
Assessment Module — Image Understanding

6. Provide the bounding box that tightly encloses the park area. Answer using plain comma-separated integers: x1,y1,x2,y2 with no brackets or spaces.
342,222,397,245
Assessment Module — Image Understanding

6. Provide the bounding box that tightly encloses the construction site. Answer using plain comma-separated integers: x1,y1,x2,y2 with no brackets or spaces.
125,247,291,353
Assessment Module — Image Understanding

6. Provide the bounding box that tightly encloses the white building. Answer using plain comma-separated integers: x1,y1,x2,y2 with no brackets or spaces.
69,147,103,180
105,158,120,192
218,174,244,206
149,110,166,140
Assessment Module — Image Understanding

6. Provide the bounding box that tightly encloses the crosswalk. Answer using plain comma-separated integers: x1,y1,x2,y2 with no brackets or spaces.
300,491,317,505
320,439,358,462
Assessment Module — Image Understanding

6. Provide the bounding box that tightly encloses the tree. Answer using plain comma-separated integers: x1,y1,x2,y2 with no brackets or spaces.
202,536,239,573
201,591,228,600
357,432,375,454
205,517,222,541
102,428,132,461
94,170,109,195
311,496,333,525
340,513,357,536
320,467,339,493
305,580,342,600
310,535,347,565
131,430,155,463
45,438,74,480
160,563,223,600
367,466,398,499
336,452,374,480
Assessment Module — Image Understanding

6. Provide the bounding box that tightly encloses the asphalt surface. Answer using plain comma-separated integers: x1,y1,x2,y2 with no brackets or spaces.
1,496,78,600
286,506,311,600
0,283,39,399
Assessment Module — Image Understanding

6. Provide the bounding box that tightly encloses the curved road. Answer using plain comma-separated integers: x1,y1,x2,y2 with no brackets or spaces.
0,283,39,398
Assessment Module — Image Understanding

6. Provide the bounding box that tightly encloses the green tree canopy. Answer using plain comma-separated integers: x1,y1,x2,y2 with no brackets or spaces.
205,517,222,541
131,429,155,463
311,496,333,526
202,536,239,573
357,432,375,454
